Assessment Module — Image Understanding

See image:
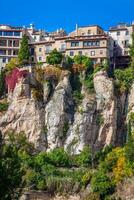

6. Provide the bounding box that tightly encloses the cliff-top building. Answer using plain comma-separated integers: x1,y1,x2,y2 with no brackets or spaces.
0,22,134,69
0,25,23,69
109,22,134,67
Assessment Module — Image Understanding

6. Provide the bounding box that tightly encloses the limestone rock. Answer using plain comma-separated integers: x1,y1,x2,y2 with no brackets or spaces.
45,72,73,151
0,76,46,151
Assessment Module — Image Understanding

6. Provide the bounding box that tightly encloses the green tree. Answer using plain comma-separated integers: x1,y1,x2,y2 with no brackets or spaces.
5,58,20,74
0,138,23,199
48,148,71,167
91,170,115,199
74,55,93,71
18,34,30,65
46,49,63,66
74,146,92,167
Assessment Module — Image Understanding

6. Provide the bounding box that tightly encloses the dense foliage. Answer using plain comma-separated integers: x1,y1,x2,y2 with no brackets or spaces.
46,49,63,65
18,34,30,65
114,67,134,94
0,131,133,200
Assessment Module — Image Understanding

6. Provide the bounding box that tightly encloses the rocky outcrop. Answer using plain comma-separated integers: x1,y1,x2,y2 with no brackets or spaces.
65,70,117,154
45,72,73,151
64,92,97,154
0,75,46,151
93,70,117,149
127,83,134,133
0,69,131,152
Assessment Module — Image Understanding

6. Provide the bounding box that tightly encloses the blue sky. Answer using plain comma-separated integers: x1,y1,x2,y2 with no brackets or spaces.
0,0,134,32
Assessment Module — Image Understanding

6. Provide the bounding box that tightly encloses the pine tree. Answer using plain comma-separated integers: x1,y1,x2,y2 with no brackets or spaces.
18,34,30,65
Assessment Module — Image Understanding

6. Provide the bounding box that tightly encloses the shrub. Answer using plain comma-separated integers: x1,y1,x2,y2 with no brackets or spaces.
5,58,20,74
114,67,134,93
44,65,62,80
73,146,92,167
96,114,104,126
34,152,51,167
48,148,71,167
113,156,133,183
99,147,125,173
46,49,63,65
73,90,84,105
0,102,8,112
91,170,115,199
84,74,94,93
81,171,92,187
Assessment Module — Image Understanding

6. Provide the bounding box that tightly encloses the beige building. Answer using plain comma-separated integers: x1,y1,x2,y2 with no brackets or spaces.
31,25,113,66
66,25,113,64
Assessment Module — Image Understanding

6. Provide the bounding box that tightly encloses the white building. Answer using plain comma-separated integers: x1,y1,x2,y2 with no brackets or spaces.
109,23,134,67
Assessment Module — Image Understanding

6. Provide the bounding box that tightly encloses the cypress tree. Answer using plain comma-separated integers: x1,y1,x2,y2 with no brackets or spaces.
18,34,30,65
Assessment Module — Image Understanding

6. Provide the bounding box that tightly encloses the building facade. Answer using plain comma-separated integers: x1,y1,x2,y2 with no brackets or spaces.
0,22,134,69
0,25,23,69
109,23,134,67
30,25,113,66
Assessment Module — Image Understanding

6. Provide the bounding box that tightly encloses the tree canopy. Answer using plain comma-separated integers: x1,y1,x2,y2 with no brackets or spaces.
18,34,30,65
46,49,63,65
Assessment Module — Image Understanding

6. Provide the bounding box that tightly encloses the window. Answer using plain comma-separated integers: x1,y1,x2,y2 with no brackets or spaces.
78,51,82,55
0,50,6,55
88,30,91,35
46,46,52,53
13,40,19,47
13,50,19,55
2,58,6,63
60,43,66,51
126,30,129,35
8,40,12,47
0,31,2,36
14,32,21,36
3,31,13,36
31,48,34,55
0,40,7,46
39,57,42,61
124,40,129,47
70,51,74,56
91,51,95,56
39,48,42,52
100,50,103,54
71,42,79,47
117,31,120,36
83,41,100,47
8,50,12,55
124,51,129,55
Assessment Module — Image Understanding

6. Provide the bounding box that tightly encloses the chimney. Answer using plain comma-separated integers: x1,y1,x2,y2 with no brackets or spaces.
76,24,78,36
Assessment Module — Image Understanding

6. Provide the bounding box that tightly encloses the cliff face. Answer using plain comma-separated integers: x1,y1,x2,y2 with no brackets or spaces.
0,69,131,153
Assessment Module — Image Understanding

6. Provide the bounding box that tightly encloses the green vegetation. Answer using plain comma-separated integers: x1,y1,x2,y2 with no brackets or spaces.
18,34,30,65
0,101,8,112
114,67,134,94
46,49,63,66
73,55,93,70
0,131,134,200
5,58,20,74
